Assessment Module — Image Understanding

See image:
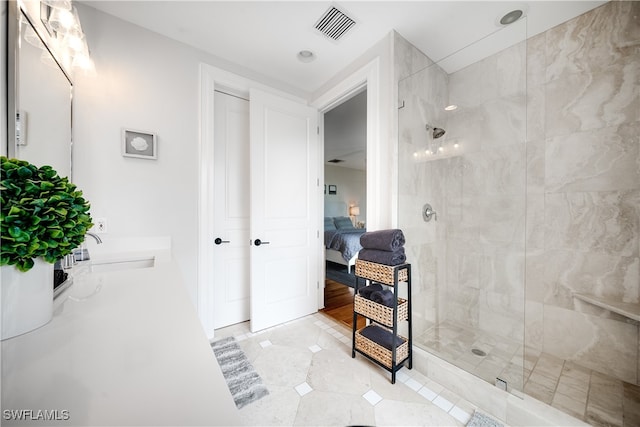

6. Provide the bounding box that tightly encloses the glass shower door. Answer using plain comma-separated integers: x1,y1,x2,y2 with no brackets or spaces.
397,20,528,395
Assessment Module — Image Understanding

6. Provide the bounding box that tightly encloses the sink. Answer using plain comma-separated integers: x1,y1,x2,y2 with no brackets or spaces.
90,257,155,273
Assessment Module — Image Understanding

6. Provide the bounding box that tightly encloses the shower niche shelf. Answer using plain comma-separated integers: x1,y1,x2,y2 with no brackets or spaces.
573,292,640,322
352,259,412,384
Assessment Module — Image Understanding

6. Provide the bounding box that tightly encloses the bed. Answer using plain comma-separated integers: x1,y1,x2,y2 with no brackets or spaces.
324,216,365,273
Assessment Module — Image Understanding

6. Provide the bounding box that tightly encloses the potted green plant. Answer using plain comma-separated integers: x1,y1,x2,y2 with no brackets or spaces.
1,156,93,339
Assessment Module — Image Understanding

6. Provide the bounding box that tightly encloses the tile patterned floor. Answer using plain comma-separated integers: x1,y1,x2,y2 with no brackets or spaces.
214,313,484,426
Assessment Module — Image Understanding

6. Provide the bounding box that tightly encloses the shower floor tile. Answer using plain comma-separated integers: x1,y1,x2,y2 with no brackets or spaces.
415,319,640,427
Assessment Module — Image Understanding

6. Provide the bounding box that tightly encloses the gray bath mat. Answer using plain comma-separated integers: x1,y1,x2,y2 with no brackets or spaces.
466,410,504,427
210,336,269,409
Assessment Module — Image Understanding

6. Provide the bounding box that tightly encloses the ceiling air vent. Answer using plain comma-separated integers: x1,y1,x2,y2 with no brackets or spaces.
328,159,344,163
315,5,356,42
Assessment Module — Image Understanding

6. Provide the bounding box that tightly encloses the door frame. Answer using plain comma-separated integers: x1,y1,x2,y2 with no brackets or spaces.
311,57,381,309
198,63,309,339
198,58,381,337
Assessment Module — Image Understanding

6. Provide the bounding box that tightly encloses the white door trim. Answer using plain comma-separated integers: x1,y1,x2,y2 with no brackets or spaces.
198,63,308,339
311,57,380,229
310,57,381,309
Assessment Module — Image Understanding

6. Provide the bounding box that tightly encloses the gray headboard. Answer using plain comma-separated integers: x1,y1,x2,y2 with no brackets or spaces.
324,201,347,218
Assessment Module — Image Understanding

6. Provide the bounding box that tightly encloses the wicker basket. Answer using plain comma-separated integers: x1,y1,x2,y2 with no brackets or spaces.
354,294,408,326
355,327,409,369
355,259,408,285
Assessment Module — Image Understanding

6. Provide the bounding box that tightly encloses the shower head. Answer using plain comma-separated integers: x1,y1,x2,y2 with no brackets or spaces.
426,124,446,139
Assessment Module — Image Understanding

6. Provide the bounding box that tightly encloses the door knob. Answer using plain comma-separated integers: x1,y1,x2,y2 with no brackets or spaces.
214,237,230,245
254,239,270,246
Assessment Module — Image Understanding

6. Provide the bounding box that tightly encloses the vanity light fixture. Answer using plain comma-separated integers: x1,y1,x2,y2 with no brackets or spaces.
47,6,76,34
297,50,316,63
40,1,95,72
71,47,94,71
41,0,72,11
23,17,46,49
62,31,84,53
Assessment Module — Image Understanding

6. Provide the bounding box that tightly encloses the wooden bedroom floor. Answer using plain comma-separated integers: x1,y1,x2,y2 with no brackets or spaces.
321,279,365,330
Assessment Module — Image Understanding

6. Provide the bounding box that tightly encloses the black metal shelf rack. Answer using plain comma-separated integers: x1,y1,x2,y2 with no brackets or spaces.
351,259,412,384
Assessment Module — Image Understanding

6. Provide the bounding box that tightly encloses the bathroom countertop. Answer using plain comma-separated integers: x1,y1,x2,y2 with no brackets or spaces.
1,250,240,426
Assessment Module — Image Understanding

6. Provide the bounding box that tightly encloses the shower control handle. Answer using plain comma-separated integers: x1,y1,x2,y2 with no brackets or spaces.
423,203,437,222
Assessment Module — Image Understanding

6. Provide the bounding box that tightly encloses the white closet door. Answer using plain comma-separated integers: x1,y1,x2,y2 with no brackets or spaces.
249,88,319,332
212,91,250,329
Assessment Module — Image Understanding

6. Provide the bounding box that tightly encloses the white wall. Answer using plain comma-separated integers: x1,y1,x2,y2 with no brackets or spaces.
324,165,366,225
71,4,402,309
72,4,304,306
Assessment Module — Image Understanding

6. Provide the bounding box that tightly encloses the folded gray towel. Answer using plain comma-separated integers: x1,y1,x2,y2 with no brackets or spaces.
358,248,406,266
370,289,395,307
359,325,405,351
358,284,383,299
360,229,405,252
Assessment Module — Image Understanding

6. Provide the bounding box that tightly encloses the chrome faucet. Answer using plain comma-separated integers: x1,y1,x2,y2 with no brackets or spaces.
69,232,103,264
85,232,103,244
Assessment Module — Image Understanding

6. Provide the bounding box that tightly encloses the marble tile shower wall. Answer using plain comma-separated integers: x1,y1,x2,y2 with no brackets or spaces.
398,1,639,387
524,1,640,385
445,39,527,344
396,36,450,338
397,32,528,351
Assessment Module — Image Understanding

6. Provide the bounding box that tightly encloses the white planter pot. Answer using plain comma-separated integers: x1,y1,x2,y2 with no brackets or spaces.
1,258,54,340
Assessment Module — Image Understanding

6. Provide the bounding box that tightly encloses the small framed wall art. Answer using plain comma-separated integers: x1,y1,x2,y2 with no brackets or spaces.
122,128,157,160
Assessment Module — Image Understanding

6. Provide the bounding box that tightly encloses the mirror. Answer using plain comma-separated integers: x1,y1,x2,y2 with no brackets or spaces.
8,5,72,179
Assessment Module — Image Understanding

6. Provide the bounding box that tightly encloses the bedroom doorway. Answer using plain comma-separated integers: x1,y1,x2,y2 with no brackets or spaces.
322,89,367,328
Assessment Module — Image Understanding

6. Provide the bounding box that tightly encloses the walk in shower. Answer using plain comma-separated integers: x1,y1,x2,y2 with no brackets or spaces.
398,14,528,395
398,2,640,421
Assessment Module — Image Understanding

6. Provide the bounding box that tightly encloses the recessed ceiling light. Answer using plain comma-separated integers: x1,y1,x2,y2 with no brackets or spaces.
500,9,523,26
444,104,458,111
297,50,316,63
